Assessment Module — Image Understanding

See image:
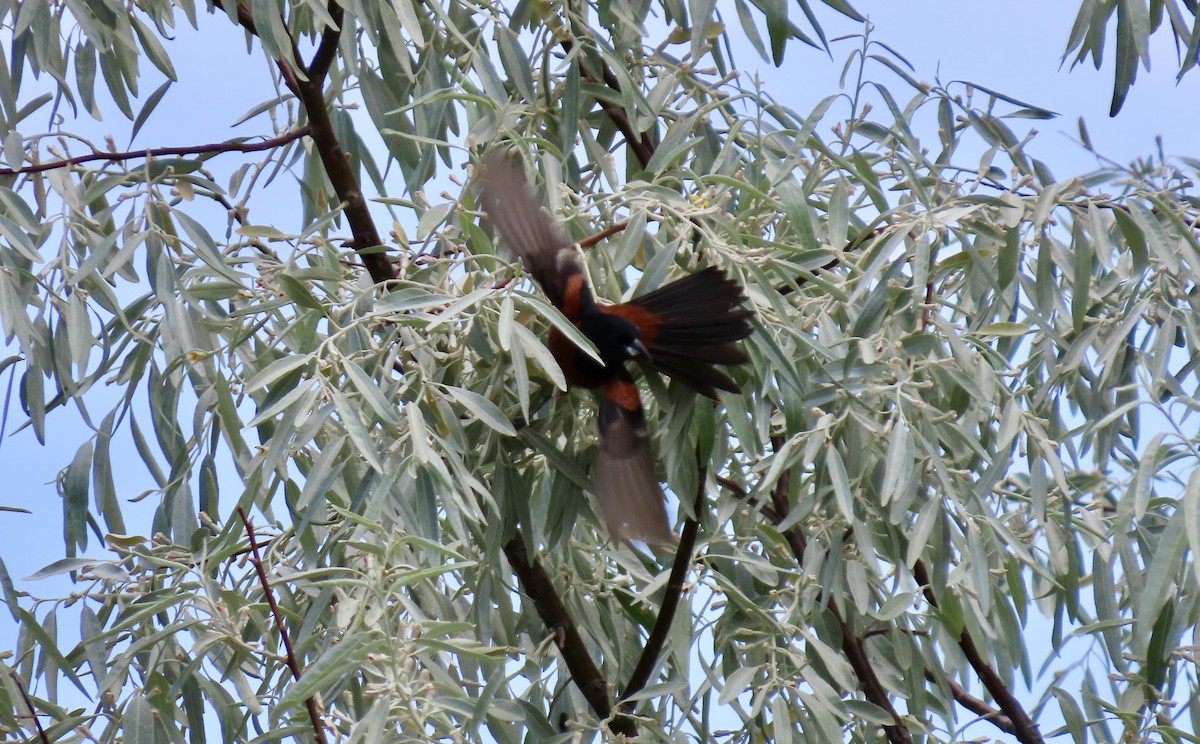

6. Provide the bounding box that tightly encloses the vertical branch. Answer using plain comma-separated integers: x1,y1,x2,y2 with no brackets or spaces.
620,472,706,709
554,32,654,168
306,0,343,83
236,507,330,744
8,670,50,744
224,0,395,285
912,560,1044,744
503,536,639,737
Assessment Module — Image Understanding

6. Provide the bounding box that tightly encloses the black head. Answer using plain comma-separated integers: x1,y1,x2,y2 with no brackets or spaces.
579,312,650,372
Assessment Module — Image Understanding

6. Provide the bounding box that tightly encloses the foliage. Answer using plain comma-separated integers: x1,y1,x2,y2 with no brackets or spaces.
1063,0,1200,115
0,0,1198,742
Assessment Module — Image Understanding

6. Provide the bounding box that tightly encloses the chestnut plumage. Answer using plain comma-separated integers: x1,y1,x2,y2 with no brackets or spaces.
476,152,753,545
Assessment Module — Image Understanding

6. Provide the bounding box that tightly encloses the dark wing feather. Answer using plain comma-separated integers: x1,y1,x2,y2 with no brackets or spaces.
596,382,675,546
476,152,583,310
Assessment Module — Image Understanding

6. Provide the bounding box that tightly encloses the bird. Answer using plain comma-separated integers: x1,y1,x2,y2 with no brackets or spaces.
476,152,753,545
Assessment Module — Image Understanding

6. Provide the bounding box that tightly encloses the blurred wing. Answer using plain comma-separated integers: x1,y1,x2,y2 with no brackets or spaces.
476,152,585,311
596,380,675,546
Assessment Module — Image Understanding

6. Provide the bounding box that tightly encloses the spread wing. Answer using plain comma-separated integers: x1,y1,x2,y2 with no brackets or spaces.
596,379,675,546
476,152,586,312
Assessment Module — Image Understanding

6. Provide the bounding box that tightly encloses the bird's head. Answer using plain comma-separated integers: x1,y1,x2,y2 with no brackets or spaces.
583,312,652,369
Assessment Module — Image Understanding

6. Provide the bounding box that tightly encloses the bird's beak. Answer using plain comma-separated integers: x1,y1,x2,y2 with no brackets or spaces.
625,338,651,362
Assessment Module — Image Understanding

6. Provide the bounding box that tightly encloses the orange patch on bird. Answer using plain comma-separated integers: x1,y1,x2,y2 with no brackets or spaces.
603,379,642,411
561,273,586,320
605,304,661,345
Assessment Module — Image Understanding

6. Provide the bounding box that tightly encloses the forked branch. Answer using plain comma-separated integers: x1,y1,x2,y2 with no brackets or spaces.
912,559,1043,744
503,536,639,737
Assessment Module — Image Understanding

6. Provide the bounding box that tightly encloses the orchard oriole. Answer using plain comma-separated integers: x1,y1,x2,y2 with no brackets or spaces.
477,153,753,545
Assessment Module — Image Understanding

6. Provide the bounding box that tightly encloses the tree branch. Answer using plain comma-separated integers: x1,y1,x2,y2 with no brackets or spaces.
620,472,706,709
768,437,912,744
0,128,312,177
222,0,394,284
578,219,631,249
503,535,638,737
911,559,1044,744
8,670,50,744
558,37,654,169
922,669,1017,733
236,506,329,744
306,0,343,83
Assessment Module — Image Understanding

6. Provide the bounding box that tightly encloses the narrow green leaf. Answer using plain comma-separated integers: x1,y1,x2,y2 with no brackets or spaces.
763,0,788,64
443,385,516,436
344,361,400,425
512,323,566,391
331,389,384,473
1070,220,1092,333
125,691,157,744
392,0,426,47
495,26,534,102
1133,507,1187,656
826,447,853,522
245,355,312,393
273,634,385,724
24,557,97,580
1052,687,1088,744
718,665,757,704
775,176,817,251
63,440,92,553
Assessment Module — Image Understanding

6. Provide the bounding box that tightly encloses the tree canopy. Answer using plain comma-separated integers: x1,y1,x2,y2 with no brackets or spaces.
1,1,1199,742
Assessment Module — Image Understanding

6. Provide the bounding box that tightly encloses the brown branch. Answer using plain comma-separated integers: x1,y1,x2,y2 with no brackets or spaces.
8,670,50,744
306,0,343,83
921,280,934,331
0,128,312,177
776,224,887,296
717,472,780,522
503,535,638,737
558,37,655,169
223,0,394,284
236,506,330,744
578,219,630,249
912,560,1043,744
292,60,393,284
768,437,912,744
620,471,706,709
923,669,1017,733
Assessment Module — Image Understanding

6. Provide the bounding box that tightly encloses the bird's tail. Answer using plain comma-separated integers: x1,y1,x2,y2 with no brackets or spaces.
616,266,754,399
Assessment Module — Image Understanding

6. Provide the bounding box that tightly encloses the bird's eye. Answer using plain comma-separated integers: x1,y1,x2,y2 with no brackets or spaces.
624,338,651,362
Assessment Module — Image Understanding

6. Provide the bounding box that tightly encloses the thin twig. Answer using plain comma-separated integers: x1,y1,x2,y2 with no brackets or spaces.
236,506,330,744
0,128,312,177
912,559,1044,744
578,219,631,249
620,470,706,708
921,280,934,331
8,670,50,744
503,535,639,737
716,472,779,521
